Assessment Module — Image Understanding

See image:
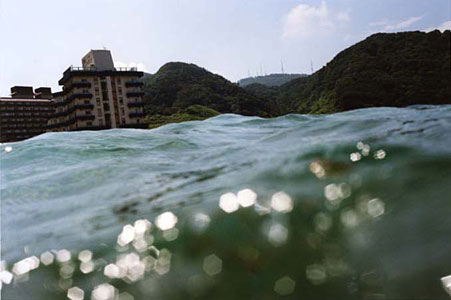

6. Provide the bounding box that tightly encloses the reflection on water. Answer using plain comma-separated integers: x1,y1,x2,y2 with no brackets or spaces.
1,106,451,299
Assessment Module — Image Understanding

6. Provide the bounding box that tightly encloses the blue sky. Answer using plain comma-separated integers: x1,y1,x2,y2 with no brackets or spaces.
0,0,449,96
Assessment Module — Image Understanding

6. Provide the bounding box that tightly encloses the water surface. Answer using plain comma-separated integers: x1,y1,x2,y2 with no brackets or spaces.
1,106,451,299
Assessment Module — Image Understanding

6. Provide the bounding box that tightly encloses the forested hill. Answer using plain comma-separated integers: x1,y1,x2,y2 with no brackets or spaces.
142,30,451,128
142,62,270,127
238,73,307,87
274,30,451,114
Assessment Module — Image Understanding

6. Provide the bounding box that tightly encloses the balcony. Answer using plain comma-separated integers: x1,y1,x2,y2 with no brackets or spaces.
62,81,92,93
49,104,94,118
127,102,144,108
129,112,146,118
126,91,145,97
55,93,93,107
47,115,96,129
125,81,144,88
68,93,93,101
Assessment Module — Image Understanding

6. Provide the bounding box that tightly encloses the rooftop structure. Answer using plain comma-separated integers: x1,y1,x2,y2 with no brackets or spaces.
82,49,115,71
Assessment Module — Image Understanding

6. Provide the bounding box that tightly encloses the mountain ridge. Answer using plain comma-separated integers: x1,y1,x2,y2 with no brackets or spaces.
142,30,451,128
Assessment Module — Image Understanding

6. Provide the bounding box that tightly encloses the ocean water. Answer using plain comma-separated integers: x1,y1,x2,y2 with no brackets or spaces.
1,105,451,299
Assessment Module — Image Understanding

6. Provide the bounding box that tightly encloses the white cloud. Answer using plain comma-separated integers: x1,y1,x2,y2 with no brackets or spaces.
282,1,350,39
425,20,451,32
114,61,149,72
383,16,423,31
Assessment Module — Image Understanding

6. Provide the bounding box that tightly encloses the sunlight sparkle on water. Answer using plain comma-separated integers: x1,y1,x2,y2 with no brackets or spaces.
219,192,240,213
134,219,152,236
78,250,93,263
0,271,13,285
203,254,222,276
367,198,385,218
67,286,84,300
374,149,387,160
350,152,362,162
324,183,351,209
12,256,39,276
357,142,371,156
441,274,451,296
104,264,121,279
306,264,327,285
271,192,293,213
237,188,257,207
60,264,75,279
340,209,359,228
91,283,117,300
192,213,211,232
155,212,178,230
268,223,289,246
4,146,12,153
310,161,326,178
80,261,94,274
274,276,296,296
40,251,54,266
56,249,71,263
117,225,135,247
162,228,179,241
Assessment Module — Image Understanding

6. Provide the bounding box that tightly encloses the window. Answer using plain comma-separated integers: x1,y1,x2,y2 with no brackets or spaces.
85,111,91,115
122,118,126,124
87,122,92,126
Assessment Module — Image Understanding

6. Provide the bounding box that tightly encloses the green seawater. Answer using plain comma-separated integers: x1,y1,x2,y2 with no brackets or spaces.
1,106,451,299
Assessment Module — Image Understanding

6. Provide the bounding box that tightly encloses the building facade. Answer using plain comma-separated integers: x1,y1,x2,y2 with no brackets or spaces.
0,86,54,143
47,50,146,132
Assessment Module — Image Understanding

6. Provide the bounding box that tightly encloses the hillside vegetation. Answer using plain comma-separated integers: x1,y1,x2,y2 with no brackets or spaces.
274,30,451,114
142,62,270,127
142,31,451,128
238,73,307,87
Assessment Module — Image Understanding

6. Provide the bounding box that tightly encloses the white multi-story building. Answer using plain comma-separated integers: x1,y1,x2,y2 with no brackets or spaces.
47,50,146,132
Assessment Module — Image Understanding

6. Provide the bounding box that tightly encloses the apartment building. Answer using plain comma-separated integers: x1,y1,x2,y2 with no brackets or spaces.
0,86,54,143
47,50,146,132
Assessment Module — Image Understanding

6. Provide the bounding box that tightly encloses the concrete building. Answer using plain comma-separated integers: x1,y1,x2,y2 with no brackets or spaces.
0,86,54,143
47,50,146,132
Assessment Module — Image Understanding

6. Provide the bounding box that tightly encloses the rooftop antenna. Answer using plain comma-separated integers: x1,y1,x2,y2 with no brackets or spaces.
310,60,314,74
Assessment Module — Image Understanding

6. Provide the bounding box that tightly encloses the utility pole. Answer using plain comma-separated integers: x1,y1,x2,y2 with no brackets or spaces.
310,60,314,74
281,61,285,74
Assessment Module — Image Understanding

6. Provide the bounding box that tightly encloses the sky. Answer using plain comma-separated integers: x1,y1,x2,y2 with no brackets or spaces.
0,0,450,96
